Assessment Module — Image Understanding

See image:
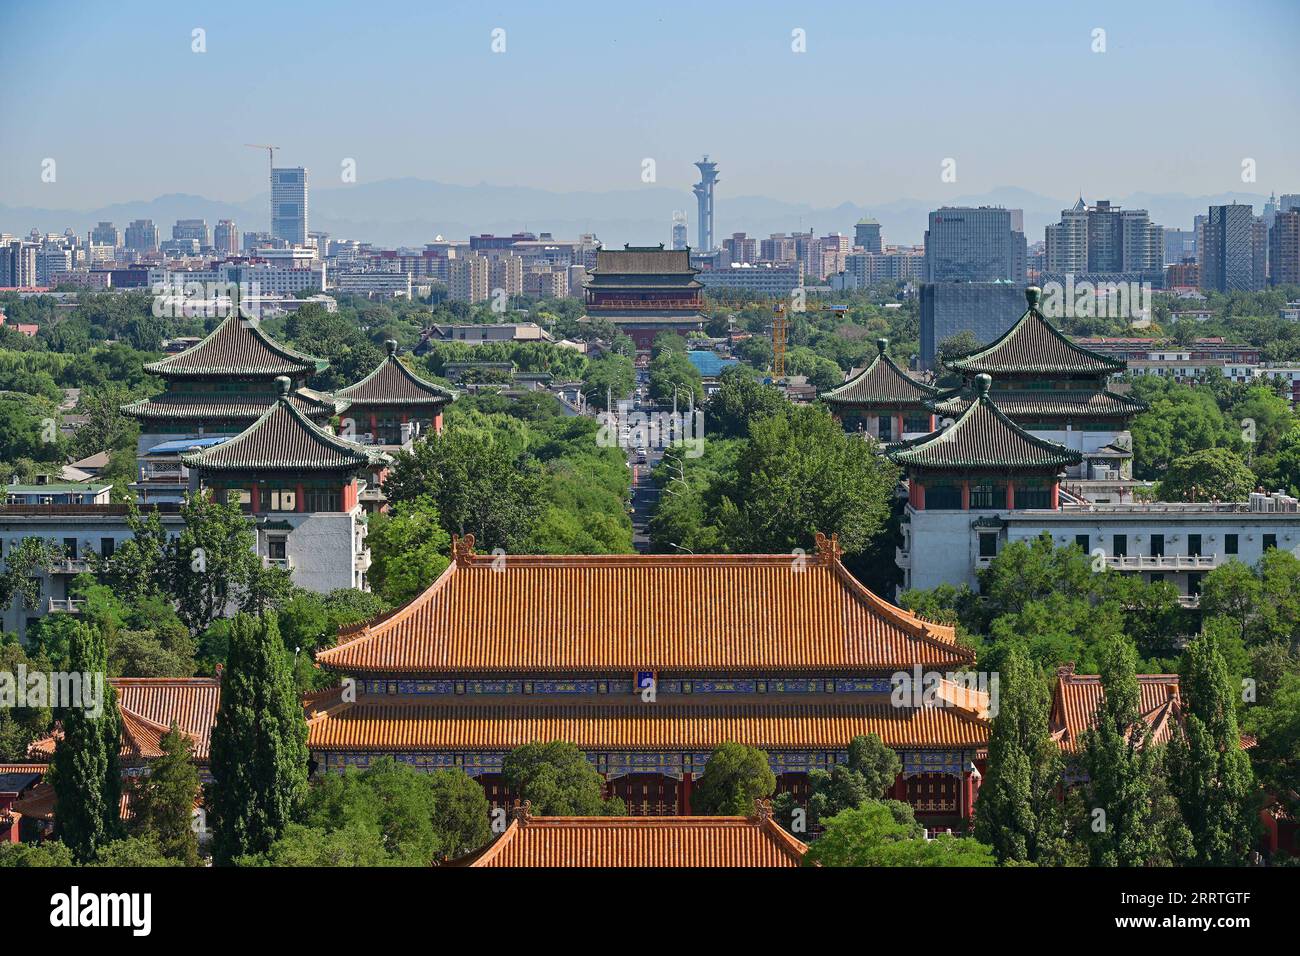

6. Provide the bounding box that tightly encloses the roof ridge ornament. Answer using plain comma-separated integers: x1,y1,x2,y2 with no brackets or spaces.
452,533,477,565
754,797,774,822
975,373,992,398
275,375,291,398
509,799,533,824
876,337,888,355
1025,285,1042,310
813,531,841,561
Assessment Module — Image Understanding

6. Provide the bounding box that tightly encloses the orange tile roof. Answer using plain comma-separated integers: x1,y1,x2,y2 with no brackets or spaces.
306,699,989,752
453,806,808,867
32,679,221,763
317,533,968,675
1050,668,1180,753
113,678,220,763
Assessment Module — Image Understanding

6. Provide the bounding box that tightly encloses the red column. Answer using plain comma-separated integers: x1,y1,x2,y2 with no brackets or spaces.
433,412,444,435
1006,481,1015,510
250,485,261,513
895,414,905,437
369,413,378,438
961,480,970,510
296,482,305,512
679,772,693,816
1050,481,1060,509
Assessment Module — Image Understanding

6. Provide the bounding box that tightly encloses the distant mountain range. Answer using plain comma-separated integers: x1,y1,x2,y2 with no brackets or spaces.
0,180,1277,249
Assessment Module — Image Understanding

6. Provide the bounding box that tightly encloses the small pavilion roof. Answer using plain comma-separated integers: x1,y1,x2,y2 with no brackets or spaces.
822,338,936,408
1050,666,1180,753
887,374,1082,471
945,287,1126,376
180,377,384,473
334,341,455,408
144,313,328,378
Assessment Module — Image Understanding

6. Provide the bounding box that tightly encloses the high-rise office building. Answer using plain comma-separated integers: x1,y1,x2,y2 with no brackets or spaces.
1045,198,1163,275
173,219,211,249
854,218,883,253
1200,204,1262,292
692,156,719,252
1281,195,1300,214
919,281,1028,369
1269,210,1300,287
271,166,309,246
214,220,239,256
90,221,119,248
671,212,688,251
124,219,159,255
1163,228,1196,266
924,207,1026,282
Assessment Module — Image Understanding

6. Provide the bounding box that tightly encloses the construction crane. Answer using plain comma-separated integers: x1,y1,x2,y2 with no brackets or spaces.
245,143,279,180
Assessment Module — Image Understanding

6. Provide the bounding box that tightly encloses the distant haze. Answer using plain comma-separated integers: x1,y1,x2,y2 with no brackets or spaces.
0,181,1279,249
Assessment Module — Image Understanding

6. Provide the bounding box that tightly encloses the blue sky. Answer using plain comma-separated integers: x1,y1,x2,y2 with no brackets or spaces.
1,0,1297,210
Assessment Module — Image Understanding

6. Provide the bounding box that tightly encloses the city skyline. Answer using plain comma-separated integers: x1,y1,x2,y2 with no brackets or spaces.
2,0,1297,215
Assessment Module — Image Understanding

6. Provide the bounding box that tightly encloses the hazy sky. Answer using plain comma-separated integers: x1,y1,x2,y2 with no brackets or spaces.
2,0,1297,210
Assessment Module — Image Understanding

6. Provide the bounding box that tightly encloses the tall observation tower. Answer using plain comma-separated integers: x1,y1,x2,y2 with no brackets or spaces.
692,156,719,252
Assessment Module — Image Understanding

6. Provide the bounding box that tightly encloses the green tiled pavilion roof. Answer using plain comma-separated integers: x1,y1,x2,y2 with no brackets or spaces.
335,341,455,408
887,375,1082,471
144,315,329,378
822,339,936,408
945,288,1125,376
930,387,1146,420
122,387,343,423
180,378,384,473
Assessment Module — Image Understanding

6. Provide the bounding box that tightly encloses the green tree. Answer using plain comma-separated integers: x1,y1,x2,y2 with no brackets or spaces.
382,423,546,552
365,495,451,605
501,741,625,816
974,644,1064,864
805,801,996,867
774,734,899,831
703,366,788,439
89,835,181,867
50,622,122,862
718,403,898,555
234,822,392,866
694,742,777,816
1079,636,1181,866
0,636,54,760
131,723,201,866
1159,448,1256,502
303,758,490,865
581,354,635,411
648,347,704,406
1244,671,1300,824
0,537,65,613
1167,632,1256,865
208,613,309,865
167,491,263,634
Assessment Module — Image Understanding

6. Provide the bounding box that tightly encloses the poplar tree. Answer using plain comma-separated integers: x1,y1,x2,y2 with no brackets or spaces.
1167,632,1257,865
1080,636,1165,866
208,613,309,865
974,643,1063,863
51,622,122,862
